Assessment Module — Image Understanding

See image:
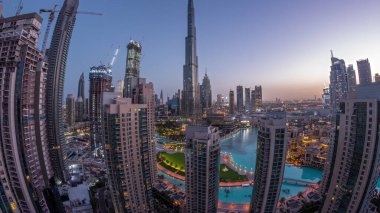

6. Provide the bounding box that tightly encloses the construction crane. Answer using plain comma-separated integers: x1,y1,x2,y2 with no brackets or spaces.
39,6,102,57
108,48,120,75
15,0,23,15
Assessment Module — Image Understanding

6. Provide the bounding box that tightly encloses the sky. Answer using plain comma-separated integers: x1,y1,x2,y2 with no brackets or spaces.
2,0,380,101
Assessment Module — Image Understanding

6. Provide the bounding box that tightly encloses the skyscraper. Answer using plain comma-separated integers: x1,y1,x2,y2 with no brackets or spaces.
75,96,84,122
89,65,113,151
245,87,251,112
229,90,235,114
255,85,263,111
357,58,372,85
329,54,348,113
78,72,85,99
0,13,54,212
123,40,142,98
346,64,357,93
375,73,380,83
237,85,244,113
46,0,79,182
104,84,156,212
251,89,256,112
250,113,287,213
200,72,212,113
322,87,331,109
185,125,220,213
182,0,201,118
66,94,75,127
320,83,380,212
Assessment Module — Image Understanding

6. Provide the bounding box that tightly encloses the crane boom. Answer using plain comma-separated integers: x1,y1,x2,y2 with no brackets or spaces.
15,0,23,15
108,48,120,74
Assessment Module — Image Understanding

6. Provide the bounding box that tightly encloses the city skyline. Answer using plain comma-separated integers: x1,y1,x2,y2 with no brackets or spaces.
3,0,380,100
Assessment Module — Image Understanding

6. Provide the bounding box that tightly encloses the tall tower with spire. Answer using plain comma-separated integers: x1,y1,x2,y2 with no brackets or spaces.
182,0,201,118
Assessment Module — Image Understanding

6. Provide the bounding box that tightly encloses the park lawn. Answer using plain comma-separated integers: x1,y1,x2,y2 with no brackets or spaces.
158,152,185,173
219,164,249,182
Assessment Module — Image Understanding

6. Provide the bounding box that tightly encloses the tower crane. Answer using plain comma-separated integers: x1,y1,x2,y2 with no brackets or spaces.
108,48,120,75
15,0,23,15
39,6,102,57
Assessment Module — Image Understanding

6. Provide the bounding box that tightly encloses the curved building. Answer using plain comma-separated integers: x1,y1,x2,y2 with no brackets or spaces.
46,0,79,182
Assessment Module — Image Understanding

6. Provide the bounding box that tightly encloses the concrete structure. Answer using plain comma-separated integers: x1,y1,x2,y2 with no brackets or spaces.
181,0,201,118
200,72,212,113
251,89,256,112
329,54,348,114
357,58,372,85
320,83,380,212
89,65,113,152
229,90,235,114
375,73,380,83
78,72,85,100
66,94,76,127
46,0,79,182
245,87,251,112
250,113,287,213
75,96,84,122
254,85,263,111
0,13,54,212
346,64,357,93
123,40,142,98
185,125,220,213
104,82,156,213
322,87,330,109
236,85,244,113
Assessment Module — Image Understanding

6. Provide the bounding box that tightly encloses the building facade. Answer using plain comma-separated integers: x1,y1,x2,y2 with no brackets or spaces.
66,94,75,127
254,85,262,111
357,59,372,85
0,13,54,212
181,0,201,118
123,40,142,98
250,114,287,213
185,125,220,213
245,87,251,113
251,89,256,112
236,85,244,113
320,83,380,212
375,73,380,83
77,72,85,100
75,96,84,122
46,0,79,182
346,64,357,94
89,65,113,152
329,55,348,114
104,82,156,213
200,72,212,113
229,90,235,114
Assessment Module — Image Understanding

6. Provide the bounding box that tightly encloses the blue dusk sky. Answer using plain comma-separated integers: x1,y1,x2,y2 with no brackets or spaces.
2,0,380,100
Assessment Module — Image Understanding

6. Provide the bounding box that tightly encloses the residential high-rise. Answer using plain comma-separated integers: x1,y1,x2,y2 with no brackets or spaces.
229,90,235,114
0,13,54,212
251,90,256,112
75,96,84,122
375,73,380,83
124,40,142,98
181,0,201,118
237,85,244,113
78,72,85,99
245,87,251,112
200,72,212,113
320,83,380,212
89,65,113,151
357,58,372,85
46,0,79,182
250,113,287,213
185,125,220,213
104,82,156,213
216,94,222,105
346,64,357,93
255,85,262,111
66,94,75,127
329,54,348,113
322,87,331,109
